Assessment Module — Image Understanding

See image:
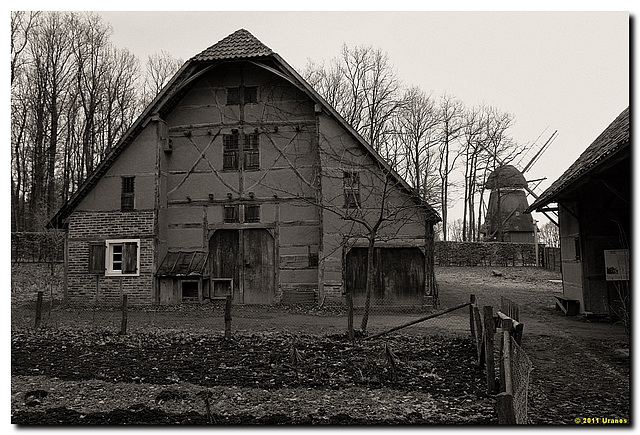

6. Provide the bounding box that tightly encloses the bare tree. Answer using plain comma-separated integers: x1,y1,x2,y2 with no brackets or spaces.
303,44,402,158
436,93,465,241
394,86,441,205
538,221,559,247
10,11,40,85
11,11,144,229
141,50,183,108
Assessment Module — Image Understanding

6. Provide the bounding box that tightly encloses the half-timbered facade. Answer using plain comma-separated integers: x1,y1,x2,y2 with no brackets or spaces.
49,29,440,306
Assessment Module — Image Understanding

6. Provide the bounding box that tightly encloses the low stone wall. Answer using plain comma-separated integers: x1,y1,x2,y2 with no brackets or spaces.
435,241,545,267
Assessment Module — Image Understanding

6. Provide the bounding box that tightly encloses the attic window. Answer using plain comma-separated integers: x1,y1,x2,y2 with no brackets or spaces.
343,171,361,208
226,86,258,105
121,177,135,211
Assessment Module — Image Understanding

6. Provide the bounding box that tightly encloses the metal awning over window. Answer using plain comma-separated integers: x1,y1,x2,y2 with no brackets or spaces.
156,251,208,277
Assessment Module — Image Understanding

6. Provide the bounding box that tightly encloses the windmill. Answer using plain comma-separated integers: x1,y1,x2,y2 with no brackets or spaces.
480,130,558,243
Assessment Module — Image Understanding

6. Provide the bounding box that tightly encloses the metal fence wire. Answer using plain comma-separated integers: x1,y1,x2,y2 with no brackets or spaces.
510,336,533,424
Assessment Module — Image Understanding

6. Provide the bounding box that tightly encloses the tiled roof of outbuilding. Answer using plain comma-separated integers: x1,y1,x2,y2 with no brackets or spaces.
527,106,629,212
192,29,273,61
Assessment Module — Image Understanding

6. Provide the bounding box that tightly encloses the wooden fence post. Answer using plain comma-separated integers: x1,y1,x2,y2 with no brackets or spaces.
497,328,516,423
483,305,496,394
346,293,354,340
225,295,232,340
473,304,484,367
469,294,476,337
497,392,516,424
120,294,128,335
35,291,44,329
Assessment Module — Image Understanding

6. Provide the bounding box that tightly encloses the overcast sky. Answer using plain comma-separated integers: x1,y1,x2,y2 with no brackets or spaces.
9,4,632,226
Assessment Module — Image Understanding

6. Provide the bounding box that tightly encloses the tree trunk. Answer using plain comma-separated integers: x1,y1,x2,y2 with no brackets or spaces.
360,236,376,334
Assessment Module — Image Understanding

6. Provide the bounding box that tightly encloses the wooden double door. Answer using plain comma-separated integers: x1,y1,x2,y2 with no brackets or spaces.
209,229,276,304
345,247,425,306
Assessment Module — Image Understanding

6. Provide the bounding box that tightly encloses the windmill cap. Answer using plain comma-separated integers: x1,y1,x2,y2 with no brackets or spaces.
485,165,527,189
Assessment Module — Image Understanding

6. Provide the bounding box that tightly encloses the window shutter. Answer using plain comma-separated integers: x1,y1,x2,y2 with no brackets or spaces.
89,243,106,274
123,242,138,274
243,133,260,170
223,134,239,170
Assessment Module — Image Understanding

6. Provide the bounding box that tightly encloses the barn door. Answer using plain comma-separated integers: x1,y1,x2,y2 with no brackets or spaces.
210,230,240,303
209,229,275,304
345,247,425,306
242,229,276,304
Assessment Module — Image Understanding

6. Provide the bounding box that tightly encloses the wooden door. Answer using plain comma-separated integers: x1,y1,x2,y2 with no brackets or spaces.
242,229,276,304
209,228,275,304
209,230,240,302
345,247,425,306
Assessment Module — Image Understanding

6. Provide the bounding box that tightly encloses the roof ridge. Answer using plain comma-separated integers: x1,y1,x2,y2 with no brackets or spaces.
192,28,273,61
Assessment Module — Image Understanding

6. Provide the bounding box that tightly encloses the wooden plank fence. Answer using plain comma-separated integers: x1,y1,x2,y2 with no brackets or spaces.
469,294,530,424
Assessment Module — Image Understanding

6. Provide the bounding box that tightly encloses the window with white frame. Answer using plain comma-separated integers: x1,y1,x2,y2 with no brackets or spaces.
105,239,140,276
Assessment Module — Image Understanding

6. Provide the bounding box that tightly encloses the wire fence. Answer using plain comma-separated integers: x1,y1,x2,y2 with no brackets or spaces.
11,288,470,340
510,336,534,424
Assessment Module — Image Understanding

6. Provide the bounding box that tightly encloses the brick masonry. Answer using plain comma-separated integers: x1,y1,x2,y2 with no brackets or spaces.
66,211,155,306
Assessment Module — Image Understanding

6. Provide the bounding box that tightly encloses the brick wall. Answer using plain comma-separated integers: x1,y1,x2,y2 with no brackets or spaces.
66,211,155,306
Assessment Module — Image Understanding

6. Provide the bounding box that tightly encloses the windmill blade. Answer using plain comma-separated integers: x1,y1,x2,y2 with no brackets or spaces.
521,130,558,174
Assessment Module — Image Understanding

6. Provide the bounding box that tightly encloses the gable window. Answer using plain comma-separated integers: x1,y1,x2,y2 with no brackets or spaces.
243,133,260,170
224,205,240,223
226,86,258,105
223,133,239,170
121,177,135,211
343,170,361,208
105,239,140,276
245,204,261,223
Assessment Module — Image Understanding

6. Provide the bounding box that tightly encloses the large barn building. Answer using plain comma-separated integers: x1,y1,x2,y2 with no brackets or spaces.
49,29,440,307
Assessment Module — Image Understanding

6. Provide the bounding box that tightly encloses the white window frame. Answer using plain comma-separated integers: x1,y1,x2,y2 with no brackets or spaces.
105,239,140,277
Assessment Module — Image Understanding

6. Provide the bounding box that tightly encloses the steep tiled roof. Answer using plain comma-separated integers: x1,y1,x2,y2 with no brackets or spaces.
191,29,273,61
527,106,629,212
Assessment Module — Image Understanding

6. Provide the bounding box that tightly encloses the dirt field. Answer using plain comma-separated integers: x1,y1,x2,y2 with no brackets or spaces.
10,264,630,425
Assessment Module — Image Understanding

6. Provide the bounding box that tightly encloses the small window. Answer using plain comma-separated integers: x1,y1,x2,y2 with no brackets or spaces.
243,133,260,170
226,87,240,105
343,171,361,208
105,239,140,276
181,280,200,302
223,133,239,170
244,86,258,104
245,204,260,223
308,246,319,267
212,278,233,299
226,86,258,105
224,205,240,223
121,177,135,211
574,237,581,261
